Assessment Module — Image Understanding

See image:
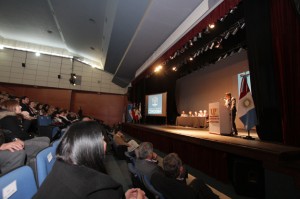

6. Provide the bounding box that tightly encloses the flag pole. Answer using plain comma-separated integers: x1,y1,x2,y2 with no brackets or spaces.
243,130,255,140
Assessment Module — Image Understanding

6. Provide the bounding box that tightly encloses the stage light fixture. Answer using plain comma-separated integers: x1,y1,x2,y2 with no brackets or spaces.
204,45,209,52
198,32,202,38
69,73,77,85
240,22,246,29
224,31,230,39
172,66,177,71
232,27,239,35
209,42,215,49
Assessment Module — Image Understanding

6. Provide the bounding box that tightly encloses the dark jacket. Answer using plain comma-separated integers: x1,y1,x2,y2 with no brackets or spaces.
151,172,197,199
33,160,124,199
0,111,32,141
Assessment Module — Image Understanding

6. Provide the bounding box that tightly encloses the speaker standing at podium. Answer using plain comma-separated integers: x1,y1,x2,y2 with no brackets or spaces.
225,92,238,135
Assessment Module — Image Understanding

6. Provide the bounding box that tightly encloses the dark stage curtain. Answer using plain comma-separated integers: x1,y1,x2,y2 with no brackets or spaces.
270,0,300,146
243,0,283,142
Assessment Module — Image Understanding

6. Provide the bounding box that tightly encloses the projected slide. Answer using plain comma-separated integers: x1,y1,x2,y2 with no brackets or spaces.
145,92,167,117
148,94,162,114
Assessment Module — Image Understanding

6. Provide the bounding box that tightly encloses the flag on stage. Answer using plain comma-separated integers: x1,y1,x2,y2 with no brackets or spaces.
237,76,257,131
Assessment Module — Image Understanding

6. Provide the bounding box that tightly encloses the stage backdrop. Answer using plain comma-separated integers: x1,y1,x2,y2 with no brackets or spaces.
175,50,249,129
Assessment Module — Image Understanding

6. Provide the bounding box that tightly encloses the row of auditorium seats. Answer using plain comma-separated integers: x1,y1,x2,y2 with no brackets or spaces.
0,139,61,198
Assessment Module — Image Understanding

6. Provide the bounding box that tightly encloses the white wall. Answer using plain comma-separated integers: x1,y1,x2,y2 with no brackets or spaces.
0,48,127,94
176,50,249,128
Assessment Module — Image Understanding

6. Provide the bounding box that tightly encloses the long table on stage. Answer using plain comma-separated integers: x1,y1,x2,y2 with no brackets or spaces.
176,116,207,128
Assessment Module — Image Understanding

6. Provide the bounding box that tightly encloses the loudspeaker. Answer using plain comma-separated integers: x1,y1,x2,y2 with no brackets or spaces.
232,158,265,198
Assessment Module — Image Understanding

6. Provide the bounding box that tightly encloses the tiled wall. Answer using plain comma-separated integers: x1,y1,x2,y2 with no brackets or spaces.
0,48,127,94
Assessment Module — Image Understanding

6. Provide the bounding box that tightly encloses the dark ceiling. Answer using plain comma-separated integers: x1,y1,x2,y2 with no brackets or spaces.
0,0,231,88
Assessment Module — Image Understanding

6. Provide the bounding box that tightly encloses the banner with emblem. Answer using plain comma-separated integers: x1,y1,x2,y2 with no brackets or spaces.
237,76,257,131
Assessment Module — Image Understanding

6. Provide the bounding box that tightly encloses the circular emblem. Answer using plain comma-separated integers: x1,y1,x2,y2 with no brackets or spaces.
243,98,251,107
151,96,158,107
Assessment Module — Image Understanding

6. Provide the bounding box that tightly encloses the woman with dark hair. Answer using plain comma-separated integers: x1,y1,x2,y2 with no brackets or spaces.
34,121,145,199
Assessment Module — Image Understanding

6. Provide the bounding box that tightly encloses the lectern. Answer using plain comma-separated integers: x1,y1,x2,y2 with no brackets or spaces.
209,102,231,135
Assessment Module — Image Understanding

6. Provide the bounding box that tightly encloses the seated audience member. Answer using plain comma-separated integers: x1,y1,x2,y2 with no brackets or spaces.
33,121,146,199
0,100,50,163
0,132,26,174
135,142,163,179
188,111,193,117
20,96,30,113
113,130,139,153
151,153,219,199
181,111,187,117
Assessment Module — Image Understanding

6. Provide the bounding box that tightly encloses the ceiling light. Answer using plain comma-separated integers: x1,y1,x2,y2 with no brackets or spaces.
172,66,177,71
189,56,193,61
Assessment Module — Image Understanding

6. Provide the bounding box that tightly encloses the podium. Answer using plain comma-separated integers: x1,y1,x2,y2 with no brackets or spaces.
209,102,232,135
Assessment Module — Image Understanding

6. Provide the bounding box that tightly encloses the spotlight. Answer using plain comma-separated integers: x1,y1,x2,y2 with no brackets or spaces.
69,73,77,85
154,65,162,73
189,56,193,61
208,23,215,29
172,66,177,71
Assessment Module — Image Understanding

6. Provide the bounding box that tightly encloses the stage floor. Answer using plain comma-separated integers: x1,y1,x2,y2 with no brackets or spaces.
126,123,300,164
151,125,259,140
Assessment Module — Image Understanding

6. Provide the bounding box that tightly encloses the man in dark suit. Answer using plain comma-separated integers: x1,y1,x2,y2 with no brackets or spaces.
151,153,219,199
135,142,163,180
225,92,238,135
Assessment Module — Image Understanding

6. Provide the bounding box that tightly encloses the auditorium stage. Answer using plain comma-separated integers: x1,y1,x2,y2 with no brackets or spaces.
123,123,300,182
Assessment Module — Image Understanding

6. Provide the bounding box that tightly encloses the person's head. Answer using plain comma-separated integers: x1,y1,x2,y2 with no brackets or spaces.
29,101,36,108
137,142,154,159
56,121,107,173
163,153,182,179
225,92,231,99
81,116,93,121
20,96,29,104
0,99,21,113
